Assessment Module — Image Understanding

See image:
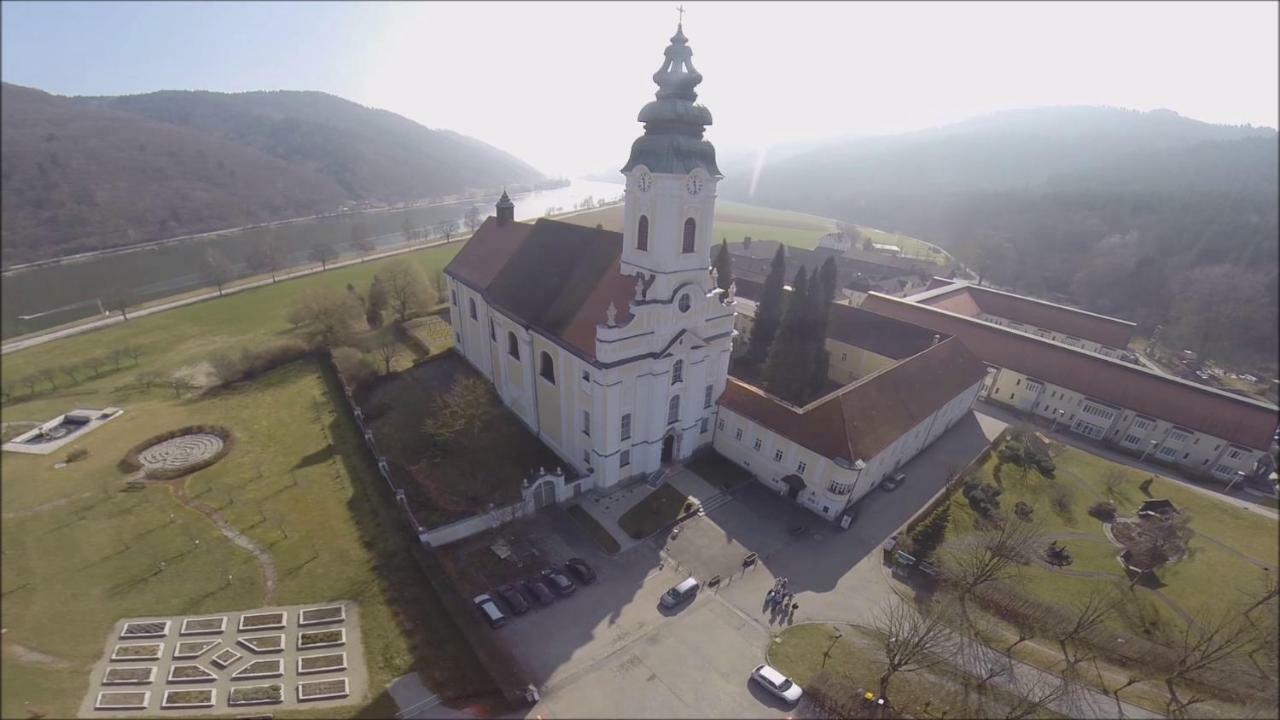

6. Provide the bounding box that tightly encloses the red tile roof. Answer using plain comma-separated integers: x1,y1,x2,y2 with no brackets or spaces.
720,337,987,463
444,217,634,362
862,293,1278,450
915,281,1136,348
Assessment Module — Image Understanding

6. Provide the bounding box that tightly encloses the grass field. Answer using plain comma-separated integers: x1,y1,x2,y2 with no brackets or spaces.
0,242,492,718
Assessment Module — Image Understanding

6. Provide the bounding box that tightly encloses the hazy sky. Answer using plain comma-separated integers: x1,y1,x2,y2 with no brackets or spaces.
3,1,1276,177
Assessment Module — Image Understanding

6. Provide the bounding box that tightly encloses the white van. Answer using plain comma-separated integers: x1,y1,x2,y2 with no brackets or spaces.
473,593,507,628
660,577,699,608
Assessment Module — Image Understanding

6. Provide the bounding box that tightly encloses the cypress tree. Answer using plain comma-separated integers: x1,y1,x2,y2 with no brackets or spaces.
808,256,840,397
763,267,809,403
747,245,786,364
713,238,733,293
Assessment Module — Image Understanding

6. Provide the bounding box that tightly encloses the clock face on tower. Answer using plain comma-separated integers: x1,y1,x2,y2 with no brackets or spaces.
636,173,652,192
686,175,703,196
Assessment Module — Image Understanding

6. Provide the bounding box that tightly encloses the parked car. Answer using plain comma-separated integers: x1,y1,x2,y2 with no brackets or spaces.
881,471,906,492
521,578,556,606
497,584,530,615
472,594,506,628
660,576,699,608
541,566,577,596
565,557,596,585
751,663,803,703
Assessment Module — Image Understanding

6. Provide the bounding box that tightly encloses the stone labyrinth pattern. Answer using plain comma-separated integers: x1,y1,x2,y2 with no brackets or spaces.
137,434,225,472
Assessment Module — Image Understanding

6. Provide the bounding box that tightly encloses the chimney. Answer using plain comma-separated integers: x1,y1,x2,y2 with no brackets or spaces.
495,189,514,226
931,334,941,346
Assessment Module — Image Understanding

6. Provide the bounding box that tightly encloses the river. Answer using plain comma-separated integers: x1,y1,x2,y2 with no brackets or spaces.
0,179,624,339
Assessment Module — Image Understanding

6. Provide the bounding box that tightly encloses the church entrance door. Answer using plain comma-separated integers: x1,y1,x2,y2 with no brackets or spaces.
661,434,675,464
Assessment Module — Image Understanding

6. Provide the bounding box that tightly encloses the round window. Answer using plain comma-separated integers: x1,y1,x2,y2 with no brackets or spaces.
678,294,691,313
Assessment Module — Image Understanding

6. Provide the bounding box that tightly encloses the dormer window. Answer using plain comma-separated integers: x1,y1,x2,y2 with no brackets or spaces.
637,215,649,251
682,218,696,253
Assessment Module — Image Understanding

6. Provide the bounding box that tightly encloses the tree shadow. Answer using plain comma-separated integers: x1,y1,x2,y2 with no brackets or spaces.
293,443,335,470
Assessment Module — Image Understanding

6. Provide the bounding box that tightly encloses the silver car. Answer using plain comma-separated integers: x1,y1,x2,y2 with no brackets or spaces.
751,663,803,704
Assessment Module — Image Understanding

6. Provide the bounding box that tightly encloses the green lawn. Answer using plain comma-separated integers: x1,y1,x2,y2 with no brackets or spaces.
617,484,694,540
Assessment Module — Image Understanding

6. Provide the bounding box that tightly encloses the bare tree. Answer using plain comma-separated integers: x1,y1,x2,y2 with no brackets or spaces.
941,517,1044,604
377,260,433,323
37,367,59,391
134,371,166,390
1163,609,1259,715
872,596,954,701
440,219,458,243
1003,673,1071,720
1,380,16,402
61,364,82,385
109,347,127,371
402,216,414,244
125,344,143,365
331,346,377,387
20,375,39,395
1053,589,1119,667
310,241,337,271
169,375,196,399
464,205,482,234
289,289,362,347
247,235,284,283
202,246,235,296
107,287,136,320
83,355,106,378
351,223,375,261
373,335,398,374
1102,468,1127,500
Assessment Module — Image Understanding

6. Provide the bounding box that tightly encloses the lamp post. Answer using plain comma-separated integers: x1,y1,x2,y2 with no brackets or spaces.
1226,470,1246,494
1049,409,1065,432
1140,440,1159,464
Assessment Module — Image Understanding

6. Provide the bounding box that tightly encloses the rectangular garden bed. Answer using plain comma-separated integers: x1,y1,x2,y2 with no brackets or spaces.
237,633,285,654
210,646,242,669
297,677,350,702
161,688,216,709
231,658,284,680
297,651,347,675
179,616,227,635
297,604,346,626
237,611,286,631
228,683,285,706
102,666,156,685
166,663,216,683
172,639,219,659
119,620,170,638
110,643,163,662
296,628,346,650
94,690,150,710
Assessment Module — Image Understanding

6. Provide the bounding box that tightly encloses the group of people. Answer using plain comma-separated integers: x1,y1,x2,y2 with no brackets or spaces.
766,576,798,619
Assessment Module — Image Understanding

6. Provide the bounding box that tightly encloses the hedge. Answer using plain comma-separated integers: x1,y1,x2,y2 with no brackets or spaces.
117,424,235,479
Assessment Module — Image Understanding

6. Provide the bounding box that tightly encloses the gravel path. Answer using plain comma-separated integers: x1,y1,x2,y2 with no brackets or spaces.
1,491,94,520
171,483,277,605
4,640,77,669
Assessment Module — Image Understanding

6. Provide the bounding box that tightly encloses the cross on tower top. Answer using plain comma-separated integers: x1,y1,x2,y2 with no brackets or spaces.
677,4,685,25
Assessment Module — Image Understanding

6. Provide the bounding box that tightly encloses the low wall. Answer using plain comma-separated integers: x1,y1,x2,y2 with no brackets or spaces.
418,468,595,548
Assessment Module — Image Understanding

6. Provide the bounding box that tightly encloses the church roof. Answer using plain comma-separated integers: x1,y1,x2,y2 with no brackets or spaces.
445,217,635,362
720,337,988,463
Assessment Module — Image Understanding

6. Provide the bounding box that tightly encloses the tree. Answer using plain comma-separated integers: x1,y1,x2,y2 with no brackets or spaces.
422,376,500,455
873,596,953,701
109,347,127,370
310,241,336,271
747,246,787,365
1162,609,1259,715
713,238,733,293
134,371,165,389
464,205,483,234
367,274,390,328
37,367,59,390
169,375,196,399
804,256,838,397
107,287,136,321
202,246,234,296
440,219,459,243
288,289,362,347
83,355,106,378
1052,589,1118,667
332,346,377,387
351,223,375,261
247,235,284,283
401,216,414,244
373,335,398,374
376,260,433,323
908,502,952,558
20,375,38,395
125,344,143,364
61,364,82,385
762,267,811,403
940,517,1043,605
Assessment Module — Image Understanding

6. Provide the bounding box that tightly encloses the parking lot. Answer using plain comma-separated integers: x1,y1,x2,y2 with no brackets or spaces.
478,412,995,718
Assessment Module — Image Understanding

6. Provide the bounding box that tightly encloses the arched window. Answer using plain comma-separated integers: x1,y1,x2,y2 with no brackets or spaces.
682,218,696,253
637,215,649,251
671,359,683,385
507,331,520,360
667,395,680,424
539,351,555,384
468,297,477,321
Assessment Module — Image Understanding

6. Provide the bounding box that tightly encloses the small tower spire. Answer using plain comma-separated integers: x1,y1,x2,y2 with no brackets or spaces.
495,188,514,226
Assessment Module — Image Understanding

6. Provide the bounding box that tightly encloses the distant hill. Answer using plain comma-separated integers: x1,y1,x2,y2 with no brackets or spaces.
718,106,1279,368
0,83,543,265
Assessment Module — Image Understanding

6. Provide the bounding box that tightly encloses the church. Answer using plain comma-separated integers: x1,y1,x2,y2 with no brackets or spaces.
444,22,984,523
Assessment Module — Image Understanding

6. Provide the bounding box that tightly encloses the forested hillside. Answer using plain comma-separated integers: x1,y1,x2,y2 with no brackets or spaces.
0,83,543,265
720,107,1279,368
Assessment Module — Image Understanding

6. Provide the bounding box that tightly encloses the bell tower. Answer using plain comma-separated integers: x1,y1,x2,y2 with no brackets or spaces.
619,21,722,302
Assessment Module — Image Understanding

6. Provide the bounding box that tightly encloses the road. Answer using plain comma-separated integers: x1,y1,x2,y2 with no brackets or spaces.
0,235,462,356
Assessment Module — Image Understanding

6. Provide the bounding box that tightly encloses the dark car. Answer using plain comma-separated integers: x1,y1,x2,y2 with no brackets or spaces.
565,558,596,585
881,472,906,492
497,584,530,615
541,566,577,596
521,578,555,606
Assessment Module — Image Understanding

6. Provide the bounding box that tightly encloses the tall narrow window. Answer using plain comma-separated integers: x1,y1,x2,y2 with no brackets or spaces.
489,318,496,342
637,215,649,251
620,413,632,441
671,359,683,385
703,384,713,408
582,410,591,436
468,298,477,320
668,395,680,424
507,331,520,360
539,351,555,383
682,218,696,253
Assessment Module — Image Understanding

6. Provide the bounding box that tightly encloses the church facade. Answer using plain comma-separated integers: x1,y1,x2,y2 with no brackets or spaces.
444,24,987,521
